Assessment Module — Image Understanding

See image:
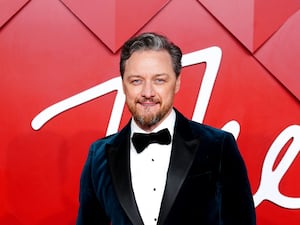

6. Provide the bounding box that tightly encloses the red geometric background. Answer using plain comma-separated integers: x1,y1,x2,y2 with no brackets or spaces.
0,0,299,225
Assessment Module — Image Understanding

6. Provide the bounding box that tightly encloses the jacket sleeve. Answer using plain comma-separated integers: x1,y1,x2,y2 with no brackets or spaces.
221,132,256,225
76,147,110,225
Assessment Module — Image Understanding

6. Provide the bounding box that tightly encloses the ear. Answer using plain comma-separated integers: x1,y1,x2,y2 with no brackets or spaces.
175,75,181,93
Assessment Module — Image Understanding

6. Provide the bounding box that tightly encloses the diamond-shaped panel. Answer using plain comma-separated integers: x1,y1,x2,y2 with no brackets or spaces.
198,0,300,101
255,10,300,101
0,0,30,28
198,0,300,53
60,0,170,53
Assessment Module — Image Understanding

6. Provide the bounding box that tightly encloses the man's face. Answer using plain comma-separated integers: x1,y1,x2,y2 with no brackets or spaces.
122,50,181,131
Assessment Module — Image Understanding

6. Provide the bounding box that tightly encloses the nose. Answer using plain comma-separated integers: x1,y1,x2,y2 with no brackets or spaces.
141,81,155,98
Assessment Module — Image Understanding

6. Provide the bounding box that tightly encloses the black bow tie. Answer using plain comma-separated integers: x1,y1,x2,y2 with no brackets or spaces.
132,128,171,153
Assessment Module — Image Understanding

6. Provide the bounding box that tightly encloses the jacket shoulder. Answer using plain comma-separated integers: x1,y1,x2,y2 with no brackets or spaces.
188,120,231,140
175,108,232,142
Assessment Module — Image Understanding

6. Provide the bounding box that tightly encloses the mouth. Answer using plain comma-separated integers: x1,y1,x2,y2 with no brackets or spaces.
140,101,157,106
137,99,159,109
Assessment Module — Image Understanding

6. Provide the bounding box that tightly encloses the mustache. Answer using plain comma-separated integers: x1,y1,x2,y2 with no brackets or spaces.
137,97,159,103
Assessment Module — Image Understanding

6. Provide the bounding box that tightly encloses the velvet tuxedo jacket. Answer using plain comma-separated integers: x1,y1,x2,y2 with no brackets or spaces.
76,109,256,225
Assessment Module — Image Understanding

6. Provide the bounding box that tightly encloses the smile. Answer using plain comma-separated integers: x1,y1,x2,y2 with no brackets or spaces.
139,102,157,107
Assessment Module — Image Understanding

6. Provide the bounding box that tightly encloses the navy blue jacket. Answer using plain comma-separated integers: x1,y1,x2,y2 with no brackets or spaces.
76,109,256,225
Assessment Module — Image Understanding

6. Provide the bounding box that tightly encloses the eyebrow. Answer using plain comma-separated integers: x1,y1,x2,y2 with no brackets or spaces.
126,73,169,78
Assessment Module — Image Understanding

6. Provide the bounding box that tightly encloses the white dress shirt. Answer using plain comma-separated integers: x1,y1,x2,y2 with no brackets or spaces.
130,109,176,225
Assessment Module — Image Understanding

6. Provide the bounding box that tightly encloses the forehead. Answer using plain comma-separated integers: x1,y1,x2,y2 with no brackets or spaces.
124,50,173,73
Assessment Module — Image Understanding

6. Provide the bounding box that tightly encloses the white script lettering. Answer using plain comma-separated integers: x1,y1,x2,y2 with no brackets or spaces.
253,125,300,208
31,46,300,209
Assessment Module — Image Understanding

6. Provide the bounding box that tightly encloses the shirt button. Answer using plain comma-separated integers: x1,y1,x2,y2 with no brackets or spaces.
153,188,156,191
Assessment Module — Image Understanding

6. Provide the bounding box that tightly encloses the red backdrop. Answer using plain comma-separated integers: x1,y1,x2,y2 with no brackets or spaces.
1,0,300,225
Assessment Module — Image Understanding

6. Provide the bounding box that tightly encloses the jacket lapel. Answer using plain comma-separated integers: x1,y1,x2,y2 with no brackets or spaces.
158,110,201,225
106,110,202,225
106,123,144,225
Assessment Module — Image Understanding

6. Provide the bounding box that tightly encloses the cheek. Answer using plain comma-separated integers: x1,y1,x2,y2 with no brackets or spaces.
124,89,139,102
123,84,139,104
160,86,177,99
123,85,133,96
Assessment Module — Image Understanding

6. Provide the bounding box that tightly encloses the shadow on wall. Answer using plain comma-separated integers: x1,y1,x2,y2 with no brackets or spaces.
4,130,101,225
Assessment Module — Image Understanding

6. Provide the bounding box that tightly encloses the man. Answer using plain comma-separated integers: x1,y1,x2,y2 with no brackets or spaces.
76,32,256,225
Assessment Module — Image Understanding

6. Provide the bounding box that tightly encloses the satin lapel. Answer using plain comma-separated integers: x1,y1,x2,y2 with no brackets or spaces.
107,125,144,225
158,111,201,225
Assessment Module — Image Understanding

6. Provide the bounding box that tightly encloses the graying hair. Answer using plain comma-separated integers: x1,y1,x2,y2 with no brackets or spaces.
120,32,182,78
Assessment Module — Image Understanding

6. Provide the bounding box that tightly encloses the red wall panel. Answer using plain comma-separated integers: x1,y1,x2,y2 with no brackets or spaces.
1,0,300,224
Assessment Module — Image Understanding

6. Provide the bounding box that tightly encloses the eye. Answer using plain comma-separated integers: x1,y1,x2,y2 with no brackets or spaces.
155,78,166,84
130,79,142,85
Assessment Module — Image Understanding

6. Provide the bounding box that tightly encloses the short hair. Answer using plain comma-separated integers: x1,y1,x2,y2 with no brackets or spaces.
120,32,182,78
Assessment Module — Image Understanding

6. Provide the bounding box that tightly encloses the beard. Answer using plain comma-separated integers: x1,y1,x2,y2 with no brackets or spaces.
127,97,172,129
134,110,162,127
